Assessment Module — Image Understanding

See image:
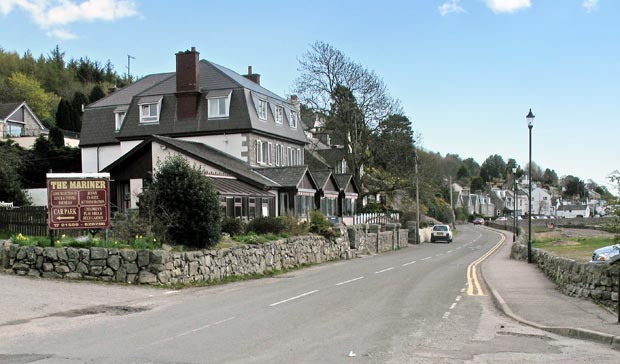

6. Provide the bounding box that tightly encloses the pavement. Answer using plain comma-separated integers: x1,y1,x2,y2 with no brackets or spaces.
482,229,620,350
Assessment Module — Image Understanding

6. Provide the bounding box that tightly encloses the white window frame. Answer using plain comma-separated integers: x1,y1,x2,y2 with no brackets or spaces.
296,148,302,165
287,147,292,165
274,144,280,166
267,142,273,165
274,106,283,124
256,140,263,164
139,100,161,123
115,112,126,131
289,110,298,128
208,97,229,118
257,99,267,120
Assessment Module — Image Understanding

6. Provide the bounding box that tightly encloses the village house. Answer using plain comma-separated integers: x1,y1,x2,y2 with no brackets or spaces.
79,47,358,220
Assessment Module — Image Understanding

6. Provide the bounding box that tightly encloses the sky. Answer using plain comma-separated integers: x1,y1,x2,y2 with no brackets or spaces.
1,0,618,192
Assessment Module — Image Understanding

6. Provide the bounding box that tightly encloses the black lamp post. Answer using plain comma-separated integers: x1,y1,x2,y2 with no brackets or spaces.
513,167,517,242
527,108,535,264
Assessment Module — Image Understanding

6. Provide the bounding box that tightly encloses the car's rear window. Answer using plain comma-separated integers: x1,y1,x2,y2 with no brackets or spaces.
433,226,448,231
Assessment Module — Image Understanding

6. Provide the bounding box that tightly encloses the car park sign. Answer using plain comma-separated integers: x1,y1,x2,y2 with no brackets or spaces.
47,173,111,230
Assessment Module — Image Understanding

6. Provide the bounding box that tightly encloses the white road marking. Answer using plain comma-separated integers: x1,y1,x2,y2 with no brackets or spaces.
447,250,453,254
436,253,444,257
336,277,364,286
164,291,179,295
461,288,466,293
443,312,451,319
147,317,235,346
456,295,462,302
375,267,394,274
402,260,417,267
270,290,319,307
450,303,457,310
421,257,432,261
456,246,463,249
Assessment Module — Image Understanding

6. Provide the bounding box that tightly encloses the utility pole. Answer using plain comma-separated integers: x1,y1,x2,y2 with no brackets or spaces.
127,55,136,80
449,175,454,228
415,150,420,244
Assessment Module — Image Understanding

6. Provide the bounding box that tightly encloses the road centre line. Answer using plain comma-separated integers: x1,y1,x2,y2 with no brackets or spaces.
402,260,416,266
443,312,451,320
375,267,394,274
436,253,444,257
421,257,432,261
450,303,457,310
447,250,453,253
456,295,462,302
336,277,364,286
146,317,236,346
270,290,319,307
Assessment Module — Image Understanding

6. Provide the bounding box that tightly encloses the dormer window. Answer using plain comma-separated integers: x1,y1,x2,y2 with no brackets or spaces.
138,96,162,124
257,99,267,120
114,112,126,131
274,106,283,124
207,90,232,119
113,105,128,131
289,110,298,128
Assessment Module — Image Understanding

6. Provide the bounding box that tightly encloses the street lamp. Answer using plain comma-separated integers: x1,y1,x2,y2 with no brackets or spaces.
414,150,420,244
513,167,517,242
526,108,535,264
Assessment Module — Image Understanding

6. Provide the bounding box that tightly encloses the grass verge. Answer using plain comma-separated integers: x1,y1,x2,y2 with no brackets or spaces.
532,236,614,262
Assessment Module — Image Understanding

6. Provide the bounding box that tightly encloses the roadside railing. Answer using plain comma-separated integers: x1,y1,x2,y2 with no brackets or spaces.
353,212,400,225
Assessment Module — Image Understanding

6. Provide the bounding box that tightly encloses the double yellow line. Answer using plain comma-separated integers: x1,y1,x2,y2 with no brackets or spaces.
467,232,505,296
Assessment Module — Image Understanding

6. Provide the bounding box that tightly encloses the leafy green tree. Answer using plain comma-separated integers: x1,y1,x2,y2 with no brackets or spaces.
479,154,507,183
2,72,60,126
456,164,471,183
470,176,485,192
542,168,559,187
462,158,480,177
0,141,30,205
561,175,587,199
140,156,221,248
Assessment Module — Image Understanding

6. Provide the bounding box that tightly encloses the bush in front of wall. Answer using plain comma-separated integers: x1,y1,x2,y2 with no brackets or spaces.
221,217,246,236
309,210,337,239
246,216,287,235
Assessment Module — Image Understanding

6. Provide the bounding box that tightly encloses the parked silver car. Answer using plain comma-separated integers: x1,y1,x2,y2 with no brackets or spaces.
591,244,620,263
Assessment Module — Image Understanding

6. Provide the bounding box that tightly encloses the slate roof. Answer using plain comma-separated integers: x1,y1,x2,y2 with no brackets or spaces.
81,59,308,147
315,147,346,169
304,149,332,171
253,166,312,188
334,174,359,194
0,102,22,120
311,170,332,190
102,135,279,189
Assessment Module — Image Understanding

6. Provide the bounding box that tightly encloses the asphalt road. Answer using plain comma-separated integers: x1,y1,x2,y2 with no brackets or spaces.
1,225,619,363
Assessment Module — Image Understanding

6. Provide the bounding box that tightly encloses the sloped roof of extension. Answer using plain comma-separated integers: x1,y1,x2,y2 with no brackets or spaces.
334,174,360,194
0,102,23,120
102,135,279,189
253,166,317,189
81,60,308,147
304,149,332,170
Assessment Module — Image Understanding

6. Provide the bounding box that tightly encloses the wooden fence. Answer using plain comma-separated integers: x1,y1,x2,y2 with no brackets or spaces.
0,206,92,238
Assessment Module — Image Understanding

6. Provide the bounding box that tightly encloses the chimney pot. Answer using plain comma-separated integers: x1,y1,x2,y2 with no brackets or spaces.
248,66,252,75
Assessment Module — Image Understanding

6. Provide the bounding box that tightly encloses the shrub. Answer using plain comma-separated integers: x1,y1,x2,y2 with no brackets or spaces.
309,210,337,239
221,217,246,236
140,156,221,248
247,216,287,235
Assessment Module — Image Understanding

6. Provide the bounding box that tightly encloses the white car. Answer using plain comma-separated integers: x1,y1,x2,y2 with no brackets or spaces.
495,217,508,222
431,224,453,243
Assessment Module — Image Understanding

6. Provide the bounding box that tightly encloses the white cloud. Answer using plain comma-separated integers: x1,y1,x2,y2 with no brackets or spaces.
582,0,598,12
0,0,139,40
484,0,531,13
46,28,77,40
439,0,466,16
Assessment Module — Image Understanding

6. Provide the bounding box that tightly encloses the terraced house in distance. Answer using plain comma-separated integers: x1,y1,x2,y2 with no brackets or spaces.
79,47,358,222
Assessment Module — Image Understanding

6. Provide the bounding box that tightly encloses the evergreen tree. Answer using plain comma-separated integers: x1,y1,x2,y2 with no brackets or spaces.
49,127,65,148
55,98,79,131
89,84,105,103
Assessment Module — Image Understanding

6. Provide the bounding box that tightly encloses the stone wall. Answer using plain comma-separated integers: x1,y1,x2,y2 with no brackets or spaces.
1,224,410,285
511,242,620,307
346,223,408,254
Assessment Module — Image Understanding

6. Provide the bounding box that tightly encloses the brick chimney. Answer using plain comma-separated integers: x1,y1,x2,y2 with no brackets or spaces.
175,47,201,120
243,66,261,85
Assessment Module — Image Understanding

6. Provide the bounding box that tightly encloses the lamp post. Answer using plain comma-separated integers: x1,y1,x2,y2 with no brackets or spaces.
513,167,517,242
414,150,420,244
527,108,535,264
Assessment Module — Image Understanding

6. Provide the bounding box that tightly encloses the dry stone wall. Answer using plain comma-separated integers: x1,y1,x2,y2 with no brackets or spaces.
511,242,619,307
1,224,410,285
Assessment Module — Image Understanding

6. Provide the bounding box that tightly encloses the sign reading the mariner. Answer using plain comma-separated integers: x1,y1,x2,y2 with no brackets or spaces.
47,173,111,230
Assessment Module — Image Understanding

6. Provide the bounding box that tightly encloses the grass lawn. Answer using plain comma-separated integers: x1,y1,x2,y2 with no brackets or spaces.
532,230,616,262
0,230,12,240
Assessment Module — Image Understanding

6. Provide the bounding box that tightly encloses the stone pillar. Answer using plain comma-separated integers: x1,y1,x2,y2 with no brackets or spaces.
368,224,380,253
406,221,418,244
